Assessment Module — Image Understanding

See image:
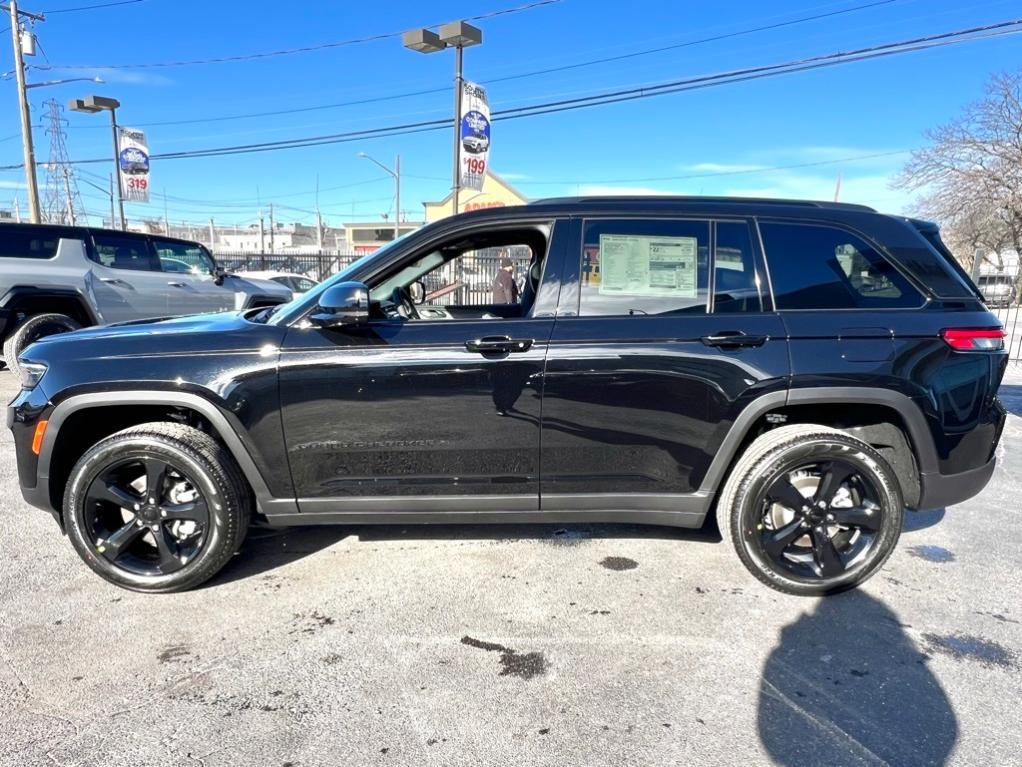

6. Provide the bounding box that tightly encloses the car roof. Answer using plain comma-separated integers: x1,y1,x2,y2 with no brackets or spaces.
0,221,205,248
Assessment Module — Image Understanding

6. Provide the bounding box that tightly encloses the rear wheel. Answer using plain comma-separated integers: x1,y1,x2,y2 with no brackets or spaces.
716,424,903,596
3,313,81,378
63,423,250,592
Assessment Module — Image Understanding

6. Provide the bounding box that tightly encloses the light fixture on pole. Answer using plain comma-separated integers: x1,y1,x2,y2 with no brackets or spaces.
357,152,401,241
402,20,482,218
69,95,126,230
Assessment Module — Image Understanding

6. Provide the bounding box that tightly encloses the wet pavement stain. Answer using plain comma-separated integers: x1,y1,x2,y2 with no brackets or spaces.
547,528,591,546
906,545,956,563
460,635,548,679
922,633,1017,669
158,645,192,664
600,556,639,571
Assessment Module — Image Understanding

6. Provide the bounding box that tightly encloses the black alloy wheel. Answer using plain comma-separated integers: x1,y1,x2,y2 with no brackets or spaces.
751,459,884,581
717,425,903,596
64,422,250,592
83,455,210,576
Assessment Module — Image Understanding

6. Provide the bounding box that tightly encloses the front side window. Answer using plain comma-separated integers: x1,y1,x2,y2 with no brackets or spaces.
760,222,922,310
91,234,160,272
152,239,214,275
579,219,710,316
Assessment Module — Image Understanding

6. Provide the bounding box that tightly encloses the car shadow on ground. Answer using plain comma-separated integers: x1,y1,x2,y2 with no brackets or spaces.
209,521,720,587
903,507,946,532
998,384,1022,416
758,589,957,766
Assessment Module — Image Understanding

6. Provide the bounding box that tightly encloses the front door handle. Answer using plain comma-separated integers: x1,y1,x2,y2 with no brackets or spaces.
99,277,127,285
701,331,767,349
465,336,534,354
167,281,186,287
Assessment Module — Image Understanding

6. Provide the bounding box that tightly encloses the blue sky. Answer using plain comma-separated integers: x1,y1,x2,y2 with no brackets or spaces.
2,0,1020,228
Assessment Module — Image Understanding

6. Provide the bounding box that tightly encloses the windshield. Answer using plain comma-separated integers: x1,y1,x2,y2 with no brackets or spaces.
266,234,412,326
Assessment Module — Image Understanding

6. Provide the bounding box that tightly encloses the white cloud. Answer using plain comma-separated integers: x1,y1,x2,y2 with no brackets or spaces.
498,172,531,181
0,180,26,190
59,67,174,87
578,184,674,196
721,172,915,213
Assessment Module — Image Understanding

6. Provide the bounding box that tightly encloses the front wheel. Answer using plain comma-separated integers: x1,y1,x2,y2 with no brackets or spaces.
716,425,903,596
63,423,251,592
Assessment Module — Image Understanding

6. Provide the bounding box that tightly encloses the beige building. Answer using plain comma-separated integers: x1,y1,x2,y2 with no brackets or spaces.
422,171,528,223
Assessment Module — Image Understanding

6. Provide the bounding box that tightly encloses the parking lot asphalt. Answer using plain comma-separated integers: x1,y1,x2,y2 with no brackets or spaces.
1,369,1021,767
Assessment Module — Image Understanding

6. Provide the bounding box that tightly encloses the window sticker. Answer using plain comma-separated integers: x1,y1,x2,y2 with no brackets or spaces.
598,234,699,297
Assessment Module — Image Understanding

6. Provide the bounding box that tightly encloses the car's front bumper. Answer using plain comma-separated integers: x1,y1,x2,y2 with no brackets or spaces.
7,384,58,521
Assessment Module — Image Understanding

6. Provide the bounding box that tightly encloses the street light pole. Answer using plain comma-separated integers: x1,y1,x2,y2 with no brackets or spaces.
451,45,463,218
107,106,126,230
402,21,482,220
357,152,401,240
69,95,126,229
7,0,44,224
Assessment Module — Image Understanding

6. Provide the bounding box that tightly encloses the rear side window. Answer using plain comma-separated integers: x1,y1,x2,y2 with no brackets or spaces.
0,228,62,259
579,219,710,316
91,234,161,272
714,221,764,314
760,222,922,310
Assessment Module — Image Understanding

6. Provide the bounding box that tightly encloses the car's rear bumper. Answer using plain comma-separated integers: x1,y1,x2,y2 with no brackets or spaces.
916,457,997,511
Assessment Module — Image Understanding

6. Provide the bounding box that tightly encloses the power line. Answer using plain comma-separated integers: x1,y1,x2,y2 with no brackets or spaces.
39,0,561,69
43,0,146,13
77,0,908,130
5,18,1020,170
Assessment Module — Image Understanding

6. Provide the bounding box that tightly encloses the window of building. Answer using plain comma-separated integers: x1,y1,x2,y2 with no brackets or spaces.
760,222,922,310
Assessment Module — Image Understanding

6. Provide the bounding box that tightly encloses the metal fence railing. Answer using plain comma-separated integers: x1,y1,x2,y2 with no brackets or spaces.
217,248,535,305
215,251,362,282
993,304,1022,363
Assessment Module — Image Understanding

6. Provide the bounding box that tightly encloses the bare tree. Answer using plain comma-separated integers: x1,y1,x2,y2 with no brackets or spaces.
895,71,1022,278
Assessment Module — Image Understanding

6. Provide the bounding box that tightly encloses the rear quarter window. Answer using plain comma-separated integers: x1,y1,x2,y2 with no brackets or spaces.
759,221,923,310
0,228,64,259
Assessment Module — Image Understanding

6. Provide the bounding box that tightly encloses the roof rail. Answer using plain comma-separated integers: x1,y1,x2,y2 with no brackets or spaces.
527,195,876,212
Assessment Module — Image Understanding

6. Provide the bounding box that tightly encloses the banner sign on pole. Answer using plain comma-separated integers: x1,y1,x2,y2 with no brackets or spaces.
459,80,490,192
118,127,150,203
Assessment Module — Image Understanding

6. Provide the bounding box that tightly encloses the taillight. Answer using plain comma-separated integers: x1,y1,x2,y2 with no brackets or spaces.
940,328,1005,351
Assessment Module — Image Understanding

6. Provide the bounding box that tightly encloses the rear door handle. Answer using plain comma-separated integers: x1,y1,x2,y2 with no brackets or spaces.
465,335,534,354
167,281,186,287
701,331,767,348
99,277,127,285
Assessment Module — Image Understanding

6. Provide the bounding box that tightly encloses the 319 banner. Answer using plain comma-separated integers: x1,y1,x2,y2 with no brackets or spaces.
459,80,490,192
117,127,151,204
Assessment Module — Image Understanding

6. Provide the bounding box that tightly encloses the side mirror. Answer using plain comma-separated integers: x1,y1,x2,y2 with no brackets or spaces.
311,281,370,328
212,265,227,286
409,280,426,305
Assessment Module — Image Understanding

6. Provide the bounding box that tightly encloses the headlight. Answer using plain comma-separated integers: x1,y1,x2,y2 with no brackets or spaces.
18,360,48,390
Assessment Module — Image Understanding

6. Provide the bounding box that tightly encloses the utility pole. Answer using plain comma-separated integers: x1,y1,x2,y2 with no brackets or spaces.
13,196,21,222
258,211,265,253
162,187,169,234
316,208,324,250
208,217,215,250
61,168,76,225
268,203,275,254
7,0,44,224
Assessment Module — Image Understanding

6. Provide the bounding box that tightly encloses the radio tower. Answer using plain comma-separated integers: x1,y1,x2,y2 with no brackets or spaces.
41,99,87,225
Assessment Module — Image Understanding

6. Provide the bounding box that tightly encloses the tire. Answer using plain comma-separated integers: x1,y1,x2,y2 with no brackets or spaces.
716,424,903,597
3,313,81,379
63,422,251,593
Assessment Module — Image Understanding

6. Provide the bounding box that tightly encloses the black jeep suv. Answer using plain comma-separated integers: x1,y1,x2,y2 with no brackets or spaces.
8,197,1007,595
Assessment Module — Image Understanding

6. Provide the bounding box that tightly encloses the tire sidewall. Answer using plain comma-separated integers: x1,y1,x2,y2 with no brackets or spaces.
64,436,232,592
731,436,904,596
